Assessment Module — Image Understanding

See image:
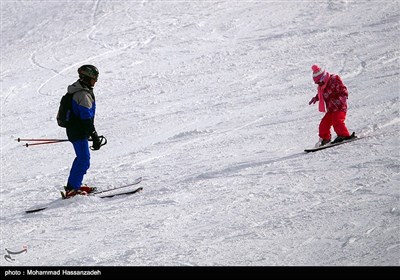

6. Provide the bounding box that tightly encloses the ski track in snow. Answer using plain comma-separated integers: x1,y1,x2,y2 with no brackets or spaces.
0,1,399,267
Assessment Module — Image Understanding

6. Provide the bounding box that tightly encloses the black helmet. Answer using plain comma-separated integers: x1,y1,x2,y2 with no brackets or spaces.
78,65,99,82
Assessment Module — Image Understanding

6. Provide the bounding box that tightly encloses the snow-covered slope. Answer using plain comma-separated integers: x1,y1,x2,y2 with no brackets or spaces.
1,0,399,266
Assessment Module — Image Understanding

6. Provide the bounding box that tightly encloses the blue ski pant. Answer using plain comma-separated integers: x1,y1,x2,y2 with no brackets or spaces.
67,139,90,190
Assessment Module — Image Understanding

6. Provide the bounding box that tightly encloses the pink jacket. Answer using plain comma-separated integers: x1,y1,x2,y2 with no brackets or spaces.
315,74,348,113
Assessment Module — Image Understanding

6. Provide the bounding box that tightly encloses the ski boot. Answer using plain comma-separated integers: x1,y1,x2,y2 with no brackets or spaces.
315,138,331,148
61,184,97,199
332,132,356,144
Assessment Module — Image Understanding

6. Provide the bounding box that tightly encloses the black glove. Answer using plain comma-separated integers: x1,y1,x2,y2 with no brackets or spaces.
309,95,318,105
90,131,101,150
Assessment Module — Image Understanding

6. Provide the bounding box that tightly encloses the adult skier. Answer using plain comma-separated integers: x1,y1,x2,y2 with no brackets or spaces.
63,65,104,198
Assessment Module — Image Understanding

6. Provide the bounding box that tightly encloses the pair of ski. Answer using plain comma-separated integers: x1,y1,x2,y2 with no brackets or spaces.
304,135,359,153
25,177,143,213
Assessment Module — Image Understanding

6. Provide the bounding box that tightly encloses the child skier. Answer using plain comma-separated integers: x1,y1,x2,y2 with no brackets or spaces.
309,64,355,147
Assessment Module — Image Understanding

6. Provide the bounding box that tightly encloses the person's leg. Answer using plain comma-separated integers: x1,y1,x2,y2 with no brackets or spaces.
332,111,350,137
67,139,90,190
319,112,333,141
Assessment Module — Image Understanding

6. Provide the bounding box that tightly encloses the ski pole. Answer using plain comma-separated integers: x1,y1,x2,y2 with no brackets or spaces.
24,140,69,147
16,138,68,142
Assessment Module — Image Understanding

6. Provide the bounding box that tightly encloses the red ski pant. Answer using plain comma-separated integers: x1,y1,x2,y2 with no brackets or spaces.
319,111,350,140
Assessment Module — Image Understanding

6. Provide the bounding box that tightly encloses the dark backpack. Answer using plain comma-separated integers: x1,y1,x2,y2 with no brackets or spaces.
56,93,75,128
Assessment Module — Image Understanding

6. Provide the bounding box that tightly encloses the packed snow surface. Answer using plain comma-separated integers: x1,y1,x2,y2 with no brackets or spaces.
1,0,399,266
